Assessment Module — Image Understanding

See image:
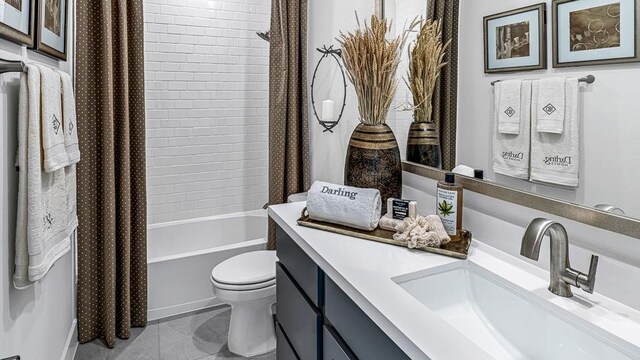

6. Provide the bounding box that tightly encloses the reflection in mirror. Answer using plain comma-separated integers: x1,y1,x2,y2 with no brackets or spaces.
456,1,640,221
387,0,640,222
386,0,459,171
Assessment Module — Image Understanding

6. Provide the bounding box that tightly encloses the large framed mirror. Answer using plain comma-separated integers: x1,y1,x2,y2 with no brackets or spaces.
379,0,640,238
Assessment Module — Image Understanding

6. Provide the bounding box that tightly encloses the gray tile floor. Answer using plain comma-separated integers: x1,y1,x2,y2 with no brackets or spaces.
74,306,276,360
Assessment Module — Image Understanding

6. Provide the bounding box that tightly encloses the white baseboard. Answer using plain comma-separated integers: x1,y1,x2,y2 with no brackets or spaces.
148,297,223,322
61,319,78,360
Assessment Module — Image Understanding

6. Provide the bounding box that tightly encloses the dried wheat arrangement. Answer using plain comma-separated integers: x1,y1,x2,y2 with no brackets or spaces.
338,14,419,125
405,19,451,123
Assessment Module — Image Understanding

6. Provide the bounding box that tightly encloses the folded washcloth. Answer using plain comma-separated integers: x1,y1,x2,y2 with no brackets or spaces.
379,214,403,231
497,79,522,134
56,70,80,164
37,65,69,172
14,66,72,289
393,215,450,248
306,181,381,231
530,78,580,187
493,80,532,179
536,77,566,134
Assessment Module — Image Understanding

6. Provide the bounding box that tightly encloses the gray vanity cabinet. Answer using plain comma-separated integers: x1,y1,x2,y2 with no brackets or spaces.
275,225,409,360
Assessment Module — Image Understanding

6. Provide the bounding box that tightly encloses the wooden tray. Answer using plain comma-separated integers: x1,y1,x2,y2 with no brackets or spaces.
297,214,472,259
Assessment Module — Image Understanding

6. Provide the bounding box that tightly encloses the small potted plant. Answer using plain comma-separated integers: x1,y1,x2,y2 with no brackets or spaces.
338,15,416,213
405,19,450,169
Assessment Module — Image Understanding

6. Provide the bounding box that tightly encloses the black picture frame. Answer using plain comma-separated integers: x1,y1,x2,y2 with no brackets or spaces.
552,0,640,67
34,0,67,60
483,3,547,73
0,0,36,47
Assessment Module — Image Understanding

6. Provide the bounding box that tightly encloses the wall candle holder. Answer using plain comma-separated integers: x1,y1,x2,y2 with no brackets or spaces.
310,45,347,133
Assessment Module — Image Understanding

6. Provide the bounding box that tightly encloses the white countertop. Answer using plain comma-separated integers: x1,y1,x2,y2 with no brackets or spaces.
269,201,640,360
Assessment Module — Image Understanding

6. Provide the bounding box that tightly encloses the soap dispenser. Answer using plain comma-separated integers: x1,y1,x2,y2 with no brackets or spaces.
437,172,463,242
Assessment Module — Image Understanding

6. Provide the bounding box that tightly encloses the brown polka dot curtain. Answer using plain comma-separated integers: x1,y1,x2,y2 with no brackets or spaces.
75,0,148,347
427,0,459,171
268,0,311,248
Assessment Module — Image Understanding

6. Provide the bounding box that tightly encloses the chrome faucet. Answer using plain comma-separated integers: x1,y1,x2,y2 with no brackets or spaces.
521,218,599,298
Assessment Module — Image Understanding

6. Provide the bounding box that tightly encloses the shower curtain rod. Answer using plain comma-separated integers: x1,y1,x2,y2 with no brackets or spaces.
0,58,27,74
491,75,595,86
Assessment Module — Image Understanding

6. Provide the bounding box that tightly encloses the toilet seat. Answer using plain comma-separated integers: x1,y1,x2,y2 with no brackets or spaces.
211,250,276,291
211,277,276,291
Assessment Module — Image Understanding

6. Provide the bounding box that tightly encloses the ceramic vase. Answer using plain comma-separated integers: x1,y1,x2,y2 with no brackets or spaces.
406,121,442,169
344,123,402,214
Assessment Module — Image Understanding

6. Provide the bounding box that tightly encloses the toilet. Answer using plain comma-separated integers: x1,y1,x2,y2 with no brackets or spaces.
210,250,277,357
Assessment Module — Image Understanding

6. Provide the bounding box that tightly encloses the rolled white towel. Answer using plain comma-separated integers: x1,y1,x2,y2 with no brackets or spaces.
306,181,381,231
452,165,475,177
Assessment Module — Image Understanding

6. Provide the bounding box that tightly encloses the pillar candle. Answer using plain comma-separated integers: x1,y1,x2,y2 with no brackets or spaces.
322,100,334,122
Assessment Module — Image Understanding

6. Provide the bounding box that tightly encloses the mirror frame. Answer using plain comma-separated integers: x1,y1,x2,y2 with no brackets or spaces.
403,162,640,239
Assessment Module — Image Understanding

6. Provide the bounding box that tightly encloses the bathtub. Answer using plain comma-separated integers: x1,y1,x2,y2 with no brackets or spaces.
147,210,267,321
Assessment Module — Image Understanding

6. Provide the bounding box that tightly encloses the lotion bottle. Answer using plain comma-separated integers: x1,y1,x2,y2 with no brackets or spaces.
437,172,463,242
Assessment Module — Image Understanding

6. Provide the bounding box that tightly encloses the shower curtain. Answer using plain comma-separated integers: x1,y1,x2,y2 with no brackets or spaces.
75,0,148,347
268,0,311,249
428,0,459,171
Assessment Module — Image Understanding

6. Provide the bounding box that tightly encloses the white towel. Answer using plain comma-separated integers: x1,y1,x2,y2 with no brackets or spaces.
56,70,80,164
536,77,566,134
530,79,580,187
14,65,72,289
306,181,381,231
38,65,69,172
14,73,31,289
497,79,522,134
493,80,532,179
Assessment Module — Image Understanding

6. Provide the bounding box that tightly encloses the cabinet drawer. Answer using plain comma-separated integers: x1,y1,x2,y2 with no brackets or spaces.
277,226,323,307
276,264,321,360
324,276,410,360
323,326,355,360
276,322,299,360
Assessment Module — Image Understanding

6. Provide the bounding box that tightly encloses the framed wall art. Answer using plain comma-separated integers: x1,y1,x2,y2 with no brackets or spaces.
0,0,36,46
553,0,640,67
484,3,547,73
34,0,67,60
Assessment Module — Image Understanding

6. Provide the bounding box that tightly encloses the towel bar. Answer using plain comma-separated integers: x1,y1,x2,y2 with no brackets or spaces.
491,75,595,86
0,58,27,74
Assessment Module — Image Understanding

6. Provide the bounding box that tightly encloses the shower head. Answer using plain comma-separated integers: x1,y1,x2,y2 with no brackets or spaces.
256,30,270,42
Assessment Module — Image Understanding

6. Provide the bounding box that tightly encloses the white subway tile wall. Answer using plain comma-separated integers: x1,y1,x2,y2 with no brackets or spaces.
144,0,271,224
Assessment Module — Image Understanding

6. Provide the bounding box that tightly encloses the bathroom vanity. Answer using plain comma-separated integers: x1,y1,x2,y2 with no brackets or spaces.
270,202,640,360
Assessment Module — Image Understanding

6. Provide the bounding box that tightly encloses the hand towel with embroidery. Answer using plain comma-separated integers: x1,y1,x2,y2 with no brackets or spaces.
536,77,566,134
493,80,532,179
38,64,69,172
14,65,72,289
497,79,522,134
56,70,80,164
530,78,580,187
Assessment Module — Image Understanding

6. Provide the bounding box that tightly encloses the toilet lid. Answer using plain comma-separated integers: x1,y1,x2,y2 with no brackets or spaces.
211,250,276,286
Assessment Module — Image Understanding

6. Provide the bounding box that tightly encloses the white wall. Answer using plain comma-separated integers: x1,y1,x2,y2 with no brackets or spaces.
144,0,270,224
0,2,77,359
308,0,377,185
457,0,640,219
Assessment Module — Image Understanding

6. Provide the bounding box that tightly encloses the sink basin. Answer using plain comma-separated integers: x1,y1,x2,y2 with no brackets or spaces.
395,262,638,360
